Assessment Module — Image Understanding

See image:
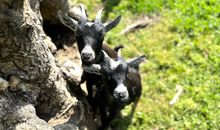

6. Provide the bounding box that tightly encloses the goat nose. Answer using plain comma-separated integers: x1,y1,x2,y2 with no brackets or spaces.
82,53,92,60
118,92,126,99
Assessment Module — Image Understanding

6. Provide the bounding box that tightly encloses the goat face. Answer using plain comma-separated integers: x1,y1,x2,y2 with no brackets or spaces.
58,6,122,65
102,57,129,102
76,20,106,64
84,51,145,103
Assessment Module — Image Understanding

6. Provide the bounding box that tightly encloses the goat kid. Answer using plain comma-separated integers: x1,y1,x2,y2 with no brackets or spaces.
58,5,121,65
58,5,122,111
84,50,145,129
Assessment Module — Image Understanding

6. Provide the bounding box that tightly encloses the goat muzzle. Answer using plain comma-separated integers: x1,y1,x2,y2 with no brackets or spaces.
113,84,129,102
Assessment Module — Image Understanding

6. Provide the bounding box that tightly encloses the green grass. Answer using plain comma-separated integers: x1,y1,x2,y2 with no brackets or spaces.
75,0,220,129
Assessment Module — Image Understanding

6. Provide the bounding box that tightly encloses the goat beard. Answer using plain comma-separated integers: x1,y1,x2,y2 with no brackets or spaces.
82,59,95,65
113,98,128,109
115,100,127,109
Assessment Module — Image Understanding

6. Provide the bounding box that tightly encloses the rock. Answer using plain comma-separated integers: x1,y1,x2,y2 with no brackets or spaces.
54,123,78,130
60,59,83,86
8,75,20,92
43,35,57,53
0,77,9,91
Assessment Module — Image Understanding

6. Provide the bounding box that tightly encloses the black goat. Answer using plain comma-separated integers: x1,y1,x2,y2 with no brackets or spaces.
84,50,145,129
58,6,121,65
58,5,122,112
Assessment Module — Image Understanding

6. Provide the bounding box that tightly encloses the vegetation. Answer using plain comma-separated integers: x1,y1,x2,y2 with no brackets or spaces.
76,0,220,129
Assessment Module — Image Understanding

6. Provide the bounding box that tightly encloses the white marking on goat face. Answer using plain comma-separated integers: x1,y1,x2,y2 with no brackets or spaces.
81,45,95,63
113,83,129,101
109,59,120,70
85,21,94,27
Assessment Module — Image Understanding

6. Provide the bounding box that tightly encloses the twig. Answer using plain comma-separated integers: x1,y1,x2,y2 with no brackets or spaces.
169,85,183,106
120,16,152,35
57,101,75,118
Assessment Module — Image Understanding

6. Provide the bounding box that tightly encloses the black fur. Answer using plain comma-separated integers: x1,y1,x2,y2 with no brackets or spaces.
58,7,144,129
58,7,121,100
84,51,145,129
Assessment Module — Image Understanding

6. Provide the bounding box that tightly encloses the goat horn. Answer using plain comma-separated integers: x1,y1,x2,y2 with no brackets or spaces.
102,50,111,61
102,50,109,58
79,4,87,23
95,8,104,23
57,11,77,31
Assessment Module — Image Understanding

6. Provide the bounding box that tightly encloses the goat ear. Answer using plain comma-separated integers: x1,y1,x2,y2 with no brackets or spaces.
58,11,77,31
104,15,122,32
83,64,101,75
127,55,145,68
